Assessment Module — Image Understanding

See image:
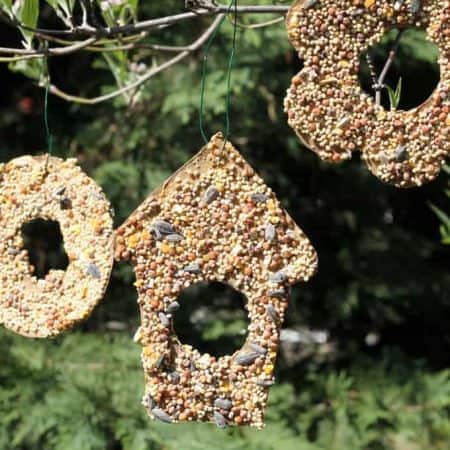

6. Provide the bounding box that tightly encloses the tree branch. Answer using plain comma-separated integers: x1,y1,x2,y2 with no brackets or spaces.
1,4,289,39
43,14,226,105
374,29,405,106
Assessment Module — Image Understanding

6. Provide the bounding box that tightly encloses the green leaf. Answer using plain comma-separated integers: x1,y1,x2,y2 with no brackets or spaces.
18,0,39,46
387,77,402,110
0,0,13,16
430,203,450,244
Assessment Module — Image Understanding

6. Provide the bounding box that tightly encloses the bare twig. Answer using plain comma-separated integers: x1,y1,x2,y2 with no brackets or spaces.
375,29,405,105
43,14,226,105
1,4,289,38
0,36,97,58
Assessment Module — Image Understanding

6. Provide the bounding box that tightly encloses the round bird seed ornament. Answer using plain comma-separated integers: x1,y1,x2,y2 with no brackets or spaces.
284,0,450,187
116,133,318,429
0,155,114,338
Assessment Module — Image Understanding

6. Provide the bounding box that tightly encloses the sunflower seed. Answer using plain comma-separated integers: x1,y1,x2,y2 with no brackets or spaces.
269,271,287,283
86,262,101,279
204,185,220,204
168,371,180,383
249,343,267,355
410,0,421,13
165,233,184,242
256,378,275,387
251,193,268,203
144,394,156,410
268,288,286,298
235,351,260,366
351,8,364,16
214,398,232,410
166,301,180,314
395,145,409,162
266,304,279,322
7,247,19,256
159,312,171,327
265,223,276,241
151,407,173,423
155,354,165,369
60,197,72,210
53,185,66,196
152,220,175,236
183,263,201,274
213,411,227,429
337,116,350,128
304,0,318,9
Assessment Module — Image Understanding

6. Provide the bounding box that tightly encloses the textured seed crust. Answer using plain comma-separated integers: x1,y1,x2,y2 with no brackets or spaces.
284,0,450,187
0,156,115,338
116,133,318,429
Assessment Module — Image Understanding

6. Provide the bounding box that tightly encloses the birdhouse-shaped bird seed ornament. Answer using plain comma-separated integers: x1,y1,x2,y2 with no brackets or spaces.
116,133,318,429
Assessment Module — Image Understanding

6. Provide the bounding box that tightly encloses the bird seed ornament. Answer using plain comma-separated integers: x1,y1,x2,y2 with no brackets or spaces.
0,155,114,338
116,132,318,428
284,0,450,187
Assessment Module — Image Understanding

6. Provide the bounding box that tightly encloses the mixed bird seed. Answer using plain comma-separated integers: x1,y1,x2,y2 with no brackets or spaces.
0,156,114,338
284,0,450,187
116,133,318,429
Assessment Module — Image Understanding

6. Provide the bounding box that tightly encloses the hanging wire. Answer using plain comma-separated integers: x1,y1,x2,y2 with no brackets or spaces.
199,0,238,145
43,55,54,157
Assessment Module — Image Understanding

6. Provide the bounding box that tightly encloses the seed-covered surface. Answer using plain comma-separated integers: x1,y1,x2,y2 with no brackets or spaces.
116,133,318,429
0,156,114,338
284,0,450,187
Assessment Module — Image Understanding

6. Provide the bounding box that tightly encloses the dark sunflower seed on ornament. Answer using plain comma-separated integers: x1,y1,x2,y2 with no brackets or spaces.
86,262,101,279
410,0,421,14
166,301,180,314
395,145,409,162
165,233,184,242
268,288,286,298
152,220,175,236
159,312,171,327
266,304,279,322
214,398,232,410
168,371,180,383
151,407,173,424
155,354,165,369
269,271,287,283
265,223,276,241
235,351,260,366
60,197,72,210
304,0,318,8
256,378,275,387
249,343,267,355
203,185,220,205
144,394,156,410
53,185,66,196
183,263,201,274
213,411,227,429
251,193,268,203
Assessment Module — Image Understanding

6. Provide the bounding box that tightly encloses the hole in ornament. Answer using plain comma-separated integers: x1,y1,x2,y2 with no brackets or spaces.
358,28,440,111
21,219,69,279
173,281,249,358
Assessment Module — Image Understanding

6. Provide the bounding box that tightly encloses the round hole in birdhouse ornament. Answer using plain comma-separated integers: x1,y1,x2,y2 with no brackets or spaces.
173,280,249,358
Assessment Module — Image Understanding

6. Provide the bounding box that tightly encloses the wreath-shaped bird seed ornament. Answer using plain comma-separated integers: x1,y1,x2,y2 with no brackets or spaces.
0,156,115,338
115,133,318,428
284,0,450,188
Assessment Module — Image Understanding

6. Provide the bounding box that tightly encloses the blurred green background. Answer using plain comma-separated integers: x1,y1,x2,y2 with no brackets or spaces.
0,1,449,449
